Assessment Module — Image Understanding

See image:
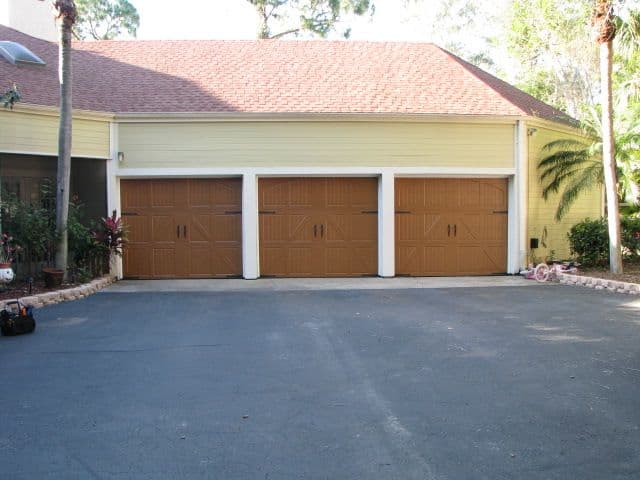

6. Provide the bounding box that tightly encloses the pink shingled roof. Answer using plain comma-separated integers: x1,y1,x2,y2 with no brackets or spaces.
0,25,573,123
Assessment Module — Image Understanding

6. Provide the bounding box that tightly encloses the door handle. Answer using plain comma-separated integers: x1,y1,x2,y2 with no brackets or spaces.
183,225,187,238
320,224,324,238
454,224,457,237
313,224,317,238
177,225,180,238
447,224,451,237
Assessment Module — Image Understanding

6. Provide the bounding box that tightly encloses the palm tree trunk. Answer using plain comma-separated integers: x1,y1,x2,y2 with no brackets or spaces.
55,9,74,277
600,40,623,273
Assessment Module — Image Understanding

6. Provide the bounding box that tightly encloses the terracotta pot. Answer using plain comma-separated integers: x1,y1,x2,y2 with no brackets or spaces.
42,268,64,288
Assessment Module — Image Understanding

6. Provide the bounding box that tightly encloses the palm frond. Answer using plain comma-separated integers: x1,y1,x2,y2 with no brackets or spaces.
554,163,603,221
541,138,589,152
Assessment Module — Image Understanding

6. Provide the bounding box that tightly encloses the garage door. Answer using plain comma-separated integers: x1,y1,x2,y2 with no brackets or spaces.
121,178,242,279
259,178,378,277
395,178,508,276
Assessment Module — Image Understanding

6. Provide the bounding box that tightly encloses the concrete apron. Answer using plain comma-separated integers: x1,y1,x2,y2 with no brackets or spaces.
104,276,535,293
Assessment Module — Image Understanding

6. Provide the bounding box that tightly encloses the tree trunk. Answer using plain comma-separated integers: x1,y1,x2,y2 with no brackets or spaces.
55,15,73,278
600,40,623,274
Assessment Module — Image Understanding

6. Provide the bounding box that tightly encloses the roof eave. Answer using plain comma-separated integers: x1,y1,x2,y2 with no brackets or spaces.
8,103,115,121
113,111,528,124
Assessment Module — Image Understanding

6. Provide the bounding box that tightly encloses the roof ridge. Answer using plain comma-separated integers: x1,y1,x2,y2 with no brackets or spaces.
74,38,438,46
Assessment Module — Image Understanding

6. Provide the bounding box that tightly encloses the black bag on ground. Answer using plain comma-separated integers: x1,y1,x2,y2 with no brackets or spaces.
1,301,36,336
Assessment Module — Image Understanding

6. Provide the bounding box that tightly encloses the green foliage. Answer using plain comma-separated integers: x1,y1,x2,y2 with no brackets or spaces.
568,218,610,265
1,185,57,268
0,185,111,279
538,106,640,220
67,198,110,280
568,217,640,265
1,83,21,109
506,0,597,117
75,0,140,40
622,216,640,254
247,0,374,39
428,0,499,71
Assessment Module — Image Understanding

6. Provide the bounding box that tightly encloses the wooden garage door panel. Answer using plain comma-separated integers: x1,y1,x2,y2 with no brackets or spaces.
259,178,377,277
423,246,449,275
123,246,152,278
396,214,421,242
124,215,151,243
395,179,423,211
455,245,506,275
260,214,315,243
212,214,242,242
260,178,316,210
424,214,449,242
121,181,151,209
152,215,177,243
457,214,508,243
325,246,376,276
396,246,418,274
212,247,242,276
189,214,212,242
424,179,458,210
395,178,507,276
121,178,242,279
151,180,185,208
459,179,508,211
152,248,176,277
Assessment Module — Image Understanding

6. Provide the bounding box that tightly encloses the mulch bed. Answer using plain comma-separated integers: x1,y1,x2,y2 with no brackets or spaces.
578,260,640,285
0,278,80,303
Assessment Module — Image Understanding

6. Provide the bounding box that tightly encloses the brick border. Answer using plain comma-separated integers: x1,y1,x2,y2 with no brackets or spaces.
559,273,640,295
7,275,117,309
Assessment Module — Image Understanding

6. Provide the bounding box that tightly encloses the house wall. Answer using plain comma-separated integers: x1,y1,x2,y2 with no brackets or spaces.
527,126,602,262
0,110,110,159
117,121,515,169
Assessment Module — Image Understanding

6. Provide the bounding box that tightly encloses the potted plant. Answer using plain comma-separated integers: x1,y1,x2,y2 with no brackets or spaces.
0,233,20,285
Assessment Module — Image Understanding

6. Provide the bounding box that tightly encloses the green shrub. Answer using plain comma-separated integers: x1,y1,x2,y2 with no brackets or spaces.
568,217,640,266
1,186,109,279
568,218,609,266
622,216,640,256
1,191,57,270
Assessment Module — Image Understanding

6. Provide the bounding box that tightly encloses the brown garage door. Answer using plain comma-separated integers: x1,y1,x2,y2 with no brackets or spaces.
121,178,242,279
396,178,508,276
259,178,378,277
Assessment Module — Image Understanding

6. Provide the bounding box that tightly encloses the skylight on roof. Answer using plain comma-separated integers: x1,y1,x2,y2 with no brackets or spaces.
0,41,46,66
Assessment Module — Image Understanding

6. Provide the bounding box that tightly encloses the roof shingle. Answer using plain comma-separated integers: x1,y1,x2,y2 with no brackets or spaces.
0,25,574,123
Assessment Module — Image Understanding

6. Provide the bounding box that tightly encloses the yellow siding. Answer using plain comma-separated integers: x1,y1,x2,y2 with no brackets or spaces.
527,126,602,262
0,110,110,158
118,121,515,169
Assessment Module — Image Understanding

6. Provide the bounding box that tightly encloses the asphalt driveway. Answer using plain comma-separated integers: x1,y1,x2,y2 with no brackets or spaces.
1,283,639,479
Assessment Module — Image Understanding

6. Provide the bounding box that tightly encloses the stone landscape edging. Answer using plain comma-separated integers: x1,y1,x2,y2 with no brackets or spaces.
559,273,640,295
9,275,117,309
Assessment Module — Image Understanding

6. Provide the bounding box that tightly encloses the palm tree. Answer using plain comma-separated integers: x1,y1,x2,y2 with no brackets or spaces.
538,108,640,221
592,0,622,273
54,0,77,278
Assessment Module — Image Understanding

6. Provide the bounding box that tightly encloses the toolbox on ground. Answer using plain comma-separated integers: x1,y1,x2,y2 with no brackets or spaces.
0,300,36,336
